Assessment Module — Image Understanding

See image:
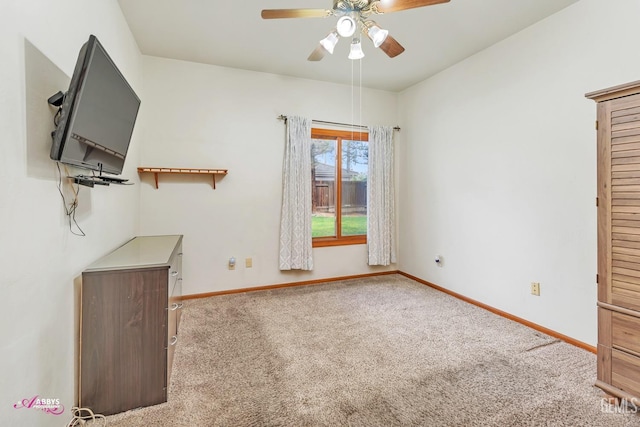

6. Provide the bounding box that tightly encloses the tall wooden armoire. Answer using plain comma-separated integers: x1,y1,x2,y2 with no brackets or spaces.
587,81,640,401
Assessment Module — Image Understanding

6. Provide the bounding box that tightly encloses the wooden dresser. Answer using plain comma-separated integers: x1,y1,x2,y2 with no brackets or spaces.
587,81,640,401
79,235,183,415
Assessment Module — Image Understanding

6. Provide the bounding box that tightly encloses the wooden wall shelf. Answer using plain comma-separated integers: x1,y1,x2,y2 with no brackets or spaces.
137,167,228,189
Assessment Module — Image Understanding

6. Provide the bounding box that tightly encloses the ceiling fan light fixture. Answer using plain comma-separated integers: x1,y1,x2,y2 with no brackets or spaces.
319,31,339,54
336,16,357,37
367,25,389,48
348,38,365,60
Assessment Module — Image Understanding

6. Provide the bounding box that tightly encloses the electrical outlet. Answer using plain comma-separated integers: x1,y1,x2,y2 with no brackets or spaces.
531,282,540,296
246,258,252,268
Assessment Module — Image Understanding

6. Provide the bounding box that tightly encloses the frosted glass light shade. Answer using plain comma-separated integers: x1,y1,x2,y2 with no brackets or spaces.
320,32,339,54
367,25,389,48
348,39,365,60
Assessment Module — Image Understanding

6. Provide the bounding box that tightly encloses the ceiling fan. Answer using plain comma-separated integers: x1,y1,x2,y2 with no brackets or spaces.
261,0,451,61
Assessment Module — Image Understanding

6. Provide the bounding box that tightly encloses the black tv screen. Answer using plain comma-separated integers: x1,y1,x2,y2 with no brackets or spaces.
50,35,140,175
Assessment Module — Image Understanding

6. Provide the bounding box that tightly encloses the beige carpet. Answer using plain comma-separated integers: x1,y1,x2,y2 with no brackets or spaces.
96,275,640,426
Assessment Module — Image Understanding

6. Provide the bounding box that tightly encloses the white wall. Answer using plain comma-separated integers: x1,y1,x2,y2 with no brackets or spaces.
398,0,640,346
4,1,630,422
139,57,398,295
0,1,142,425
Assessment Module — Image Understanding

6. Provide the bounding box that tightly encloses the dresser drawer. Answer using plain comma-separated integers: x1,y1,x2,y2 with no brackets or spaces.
612,349,640,398
612,311,640,355
166,242,183,386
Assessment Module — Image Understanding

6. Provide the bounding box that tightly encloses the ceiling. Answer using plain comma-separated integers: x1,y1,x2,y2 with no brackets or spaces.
117,0,580,92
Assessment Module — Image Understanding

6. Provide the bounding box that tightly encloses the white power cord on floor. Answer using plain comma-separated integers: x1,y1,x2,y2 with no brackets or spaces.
66,407,107,426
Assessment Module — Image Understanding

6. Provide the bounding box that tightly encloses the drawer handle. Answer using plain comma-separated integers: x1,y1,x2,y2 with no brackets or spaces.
170,335,178,346
170,270,178,277
171,303,180,311
178,252,183,257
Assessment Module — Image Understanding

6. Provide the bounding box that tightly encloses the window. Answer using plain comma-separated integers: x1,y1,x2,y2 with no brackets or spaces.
311,128,368,247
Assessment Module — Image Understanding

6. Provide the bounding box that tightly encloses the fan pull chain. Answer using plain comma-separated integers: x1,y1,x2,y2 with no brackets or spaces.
351,52,355,141
359,56,363,136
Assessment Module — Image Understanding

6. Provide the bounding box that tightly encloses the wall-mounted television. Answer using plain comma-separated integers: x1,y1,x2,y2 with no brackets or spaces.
50,34,140,176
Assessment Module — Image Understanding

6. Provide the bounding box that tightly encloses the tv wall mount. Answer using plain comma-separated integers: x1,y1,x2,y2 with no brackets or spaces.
48,91,65,107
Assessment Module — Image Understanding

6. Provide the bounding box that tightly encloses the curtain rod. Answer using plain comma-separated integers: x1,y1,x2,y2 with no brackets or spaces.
277,115,400,131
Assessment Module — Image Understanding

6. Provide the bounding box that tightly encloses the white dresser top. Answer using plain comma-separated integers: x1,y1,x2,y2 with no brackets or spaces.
85,235,183,272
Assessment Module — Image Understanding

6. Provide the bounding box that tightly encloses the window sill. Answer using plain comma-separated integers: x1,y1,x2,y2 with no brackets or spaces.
312,236,366,248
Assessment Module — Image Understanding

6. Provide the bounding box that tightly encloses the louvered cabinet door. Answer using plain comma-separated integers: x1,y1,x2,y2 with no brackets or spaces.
603,92,640,310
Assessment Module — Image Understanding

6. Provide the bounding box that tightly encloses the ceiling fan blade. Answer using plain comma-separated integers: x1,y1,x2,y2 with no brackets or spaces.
379,35,405,58
375,0,450,14
261,9,331,19
308,45,327,61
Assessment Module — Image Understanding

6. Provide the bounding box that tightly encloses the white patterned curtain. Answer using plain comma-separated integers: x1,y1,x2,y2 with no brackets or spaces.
279,116,313,270
367,125,396,266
